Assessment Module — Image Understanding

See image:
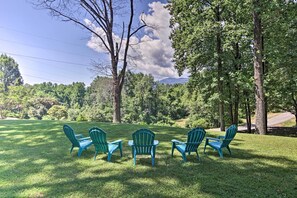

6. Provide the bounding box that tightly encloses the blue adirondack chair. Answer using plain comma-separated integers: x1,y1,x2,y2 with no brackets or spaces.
130,129,158,166
171,127,206,162
204,125,237,158
63,125,93,157
89,127,122,162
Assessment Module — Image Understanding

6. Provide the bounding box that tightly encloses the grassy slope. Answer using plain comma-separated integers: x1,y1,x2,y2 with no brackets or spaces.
0,120,296,197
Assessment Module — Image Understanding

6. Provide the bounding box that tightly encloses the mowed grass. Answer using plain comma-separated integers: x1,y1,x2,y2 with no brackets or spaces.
0,120,296,197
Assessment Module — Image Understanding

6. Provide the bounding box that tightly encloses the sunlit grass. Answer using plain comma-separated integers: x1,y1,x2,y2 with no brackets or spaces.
174,118,188,128
0,120,296,197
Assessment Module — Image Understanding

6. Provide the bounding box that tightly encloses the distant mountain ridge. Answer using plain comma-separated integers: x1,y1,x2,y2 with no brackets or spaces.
159,77,188,85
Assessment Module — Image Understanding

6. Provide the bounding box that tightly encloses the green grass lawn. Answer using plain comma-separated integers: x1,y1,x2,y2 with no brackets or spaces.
0,120,296,197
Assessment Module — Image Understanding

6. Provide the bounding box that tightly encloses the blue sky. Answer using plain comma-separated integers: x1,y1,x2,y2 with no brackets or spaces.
0,0,181,86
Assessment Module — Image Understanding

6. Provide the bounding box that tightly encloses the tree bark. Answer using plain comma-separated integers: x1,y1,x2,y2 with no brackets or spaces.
233,42,241,125
216,5,225,131
244,90,252,133
253,0,266,135
246,98,252,133
292,92,297,126
262,36,268,132
228,82,234,124
113,77,121,123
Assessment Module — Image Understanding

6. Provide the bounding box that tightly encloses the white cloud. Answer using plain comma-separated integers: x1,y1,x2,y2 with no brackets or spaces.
86,1,186,79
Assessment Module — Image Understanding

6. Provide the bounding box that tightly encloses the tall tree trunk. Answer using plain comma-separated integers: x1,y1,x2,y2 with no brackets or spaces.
113,83,121,123
216,6,225,131
253,0,266,135
292,92,297,126
112,57,121,123
227,77,234,124
233,95,239,125
244,90,252,133
233,42,241,125
262,36,268,132
246,97,252,133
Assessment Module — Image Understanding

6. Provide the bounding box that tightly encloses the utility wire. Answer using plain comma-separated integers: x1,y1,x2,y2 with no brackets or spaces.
22,73,64,84
0,51,91,67
0,38,95,59
0,26,84,47
22,57,89,75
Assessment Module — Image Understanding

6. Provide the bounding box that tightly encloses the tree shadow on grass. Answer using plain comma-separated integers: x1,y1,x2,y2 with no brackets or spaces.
1,147,296,197
239,127,297,138
1,120,297,197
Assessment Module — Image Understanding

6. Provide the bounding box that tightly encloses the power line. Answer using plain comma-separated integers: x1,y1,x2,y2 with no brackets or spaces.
0,51,91,67
0,26,84,47
0,38,96,59
22,73,64,84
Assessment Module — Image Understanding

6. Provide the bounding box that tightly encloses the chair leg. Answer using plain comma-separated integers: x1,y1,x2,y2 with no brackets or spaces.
70,146,74,154
152,147,156,166
196,153,200,161
133,155,136,166
94,151,98,160
203,142,207,154
152,155,155,167
171,143,175,157
196,151,200,160
107,152,112,162
182,152,187,162
78,148,83,157
119,143,123,157
218,149,223,158
226,146,232,155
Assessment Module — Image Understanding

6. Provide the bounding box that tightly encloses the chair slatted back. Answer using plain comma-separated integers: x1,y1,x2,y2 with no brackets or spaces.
63,125,80,147
185,127,206,152
221,125,237,147
132,129,155,155
89,127,108,153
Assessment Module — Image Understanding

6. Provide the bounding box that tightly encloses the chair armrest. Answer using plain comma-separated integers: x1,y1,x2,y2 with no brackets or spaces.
217,136,225,139
153,140,159,146
110,139,122,144
75,134,84,138
78,137,91,141
171,139,185,144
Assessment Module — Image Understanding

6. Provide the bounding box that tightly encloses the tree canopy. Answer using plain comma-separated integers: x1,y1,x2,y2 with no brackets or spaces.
0,54,23,92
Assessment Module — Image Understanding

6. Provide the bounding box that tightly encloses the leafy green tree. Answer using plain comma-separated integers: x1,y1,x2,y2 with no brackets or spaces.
84,76,113,122
47,105,68,120
265,1,297,125
0,54,23,92
6,85,31,118
169,0,242,130
27,96,59,120
122,72,157,124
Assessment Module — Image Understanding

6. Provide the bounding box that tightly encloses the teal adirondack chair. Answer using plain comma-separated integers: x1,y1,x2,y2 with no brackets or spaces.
89,127,122,162
63,125,93,157
171,127,206,162
204,125,237,158
131,129,158,166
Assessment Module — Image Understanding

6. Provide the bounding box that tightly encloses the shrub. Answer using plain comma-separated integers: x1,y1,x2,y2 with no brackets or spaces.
47,105,68,120
67,109,80,121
